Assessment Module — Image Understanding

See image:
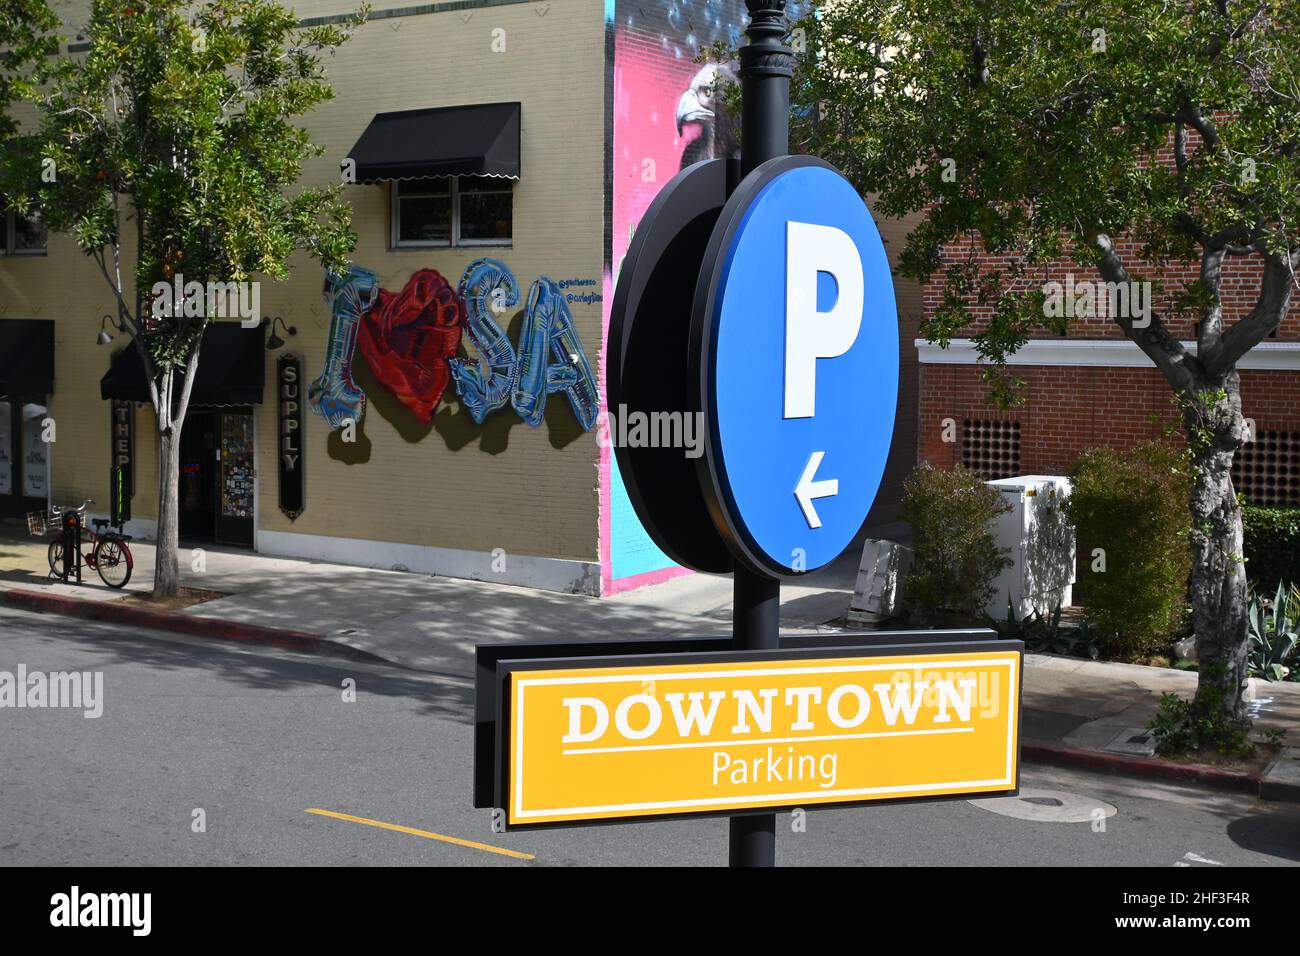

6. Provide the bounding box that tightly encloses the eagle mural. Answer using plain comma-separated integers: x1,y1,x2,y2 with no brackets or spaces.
675,62,740,170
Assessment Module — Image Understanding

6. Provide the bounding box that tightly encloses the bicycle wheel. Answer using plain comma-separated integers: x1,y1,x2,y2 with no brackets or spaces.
47,539,63,574
94,536,133,589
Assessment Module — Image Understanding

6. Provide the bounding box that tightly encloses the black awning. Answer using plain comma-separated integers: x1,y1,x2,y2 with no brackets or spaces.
100,323,265,406
347,102,521,182
0,319,55,398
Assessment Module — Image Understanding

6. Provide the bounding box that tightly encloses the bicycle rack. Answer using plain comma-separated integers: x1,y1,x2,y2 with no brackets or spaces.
59,511,83,585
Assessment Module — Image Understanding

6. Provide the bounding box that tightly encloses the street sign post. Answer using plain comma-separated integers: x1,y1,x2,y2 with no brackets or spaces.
717,0,795,870
475,0,1020,866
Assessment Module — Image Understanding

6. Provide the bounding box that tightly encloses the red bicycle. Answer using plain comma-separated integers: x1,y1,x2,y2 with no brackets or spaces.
33,499,134,589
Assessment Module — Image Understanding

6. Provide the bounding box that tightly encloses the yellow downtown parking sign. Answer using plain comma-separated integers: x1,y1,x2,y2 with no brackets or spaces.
506,649,1020,826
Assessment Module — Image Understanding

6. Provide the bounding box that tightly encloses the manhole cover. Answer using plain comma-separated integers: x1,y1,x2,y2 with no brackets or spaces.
968,788,1117,823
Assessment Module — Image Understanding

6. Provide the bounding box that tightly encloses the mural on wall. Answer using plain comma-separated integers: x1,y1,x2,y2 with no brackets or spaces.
308,266,378,429
309,257,599,435
448,258,521,424
676,62,739,170
604,0,810,588
606,1,744,587
358,268,464,423
513,273,600,430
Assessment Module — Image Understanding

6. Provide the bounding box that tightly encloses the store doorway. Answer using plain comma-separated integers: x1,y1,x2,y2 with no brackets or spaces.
179,408,255,548
179,411,217,542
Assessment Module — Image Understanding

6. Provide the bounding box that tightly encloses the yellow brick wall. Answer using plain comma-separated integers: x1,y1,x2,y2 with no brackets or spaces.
1,0,609,567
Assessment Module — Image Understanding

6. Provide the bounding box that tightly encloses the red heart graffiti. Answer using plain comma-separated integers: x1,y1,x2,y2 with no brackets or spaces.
357,269,465,423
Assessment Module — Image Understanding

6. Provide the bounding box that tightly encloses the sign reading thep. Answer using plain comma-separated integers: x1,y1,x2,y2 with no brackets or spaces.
783,221,865,420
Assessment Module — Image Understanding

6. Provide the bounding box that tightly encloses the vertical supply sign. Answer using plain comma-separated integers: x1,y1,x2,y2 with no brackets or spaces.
505,648,1020,826
278,353,305,520
692,155,899,576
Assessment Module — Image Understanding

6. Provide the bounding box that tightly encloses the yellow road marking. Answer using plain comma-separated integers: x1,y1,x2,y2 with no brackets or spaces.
305,808,535,861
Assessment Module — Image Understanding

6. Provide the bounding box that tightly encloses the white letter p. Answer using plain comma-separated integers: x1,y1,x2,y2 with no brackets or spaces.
784,221,863,419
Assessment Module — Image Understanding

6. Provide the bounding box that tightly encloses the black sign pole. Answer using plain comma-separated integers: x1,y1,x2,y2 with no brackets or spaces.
740,0,792,174
728,0,793,869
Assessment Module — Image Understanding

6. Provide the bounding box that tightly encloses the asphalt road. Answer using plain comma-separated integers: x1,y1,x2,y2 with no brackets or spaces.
1,606,1297,867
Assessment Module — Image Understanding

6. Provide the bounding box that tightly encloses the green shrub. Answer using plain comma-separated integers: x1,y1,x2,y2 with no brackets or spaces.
1242,505,1300,592
902,463,1011,623
1066,441,1192,657
1149,681,1253,758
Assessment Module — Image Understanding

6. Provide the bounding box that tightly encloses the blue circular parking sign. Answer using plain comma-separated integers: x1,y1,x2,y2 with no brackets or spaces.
691,156,899,577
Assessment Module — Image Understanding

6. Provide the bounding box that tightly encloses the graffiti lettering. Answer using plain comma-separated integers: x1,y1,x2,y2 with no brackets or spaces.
307,267,378,429
450,260,598,431
310,259,598,434
448,259,521,424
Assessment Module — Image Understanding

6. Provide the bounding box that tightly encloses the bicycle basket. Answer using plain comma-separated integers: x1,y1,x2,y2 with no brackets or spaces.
26,510,56,537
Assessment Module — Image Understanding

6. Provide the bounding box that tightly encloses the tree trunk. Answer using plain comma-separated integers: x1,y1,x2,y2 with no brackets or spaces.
154,423,182,598
1184,375,1250,722
151,336,203,599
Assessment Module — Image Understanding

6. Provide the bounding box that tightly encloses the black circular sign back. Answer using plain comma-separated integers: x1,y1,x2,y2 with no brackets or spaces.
607,159,733,573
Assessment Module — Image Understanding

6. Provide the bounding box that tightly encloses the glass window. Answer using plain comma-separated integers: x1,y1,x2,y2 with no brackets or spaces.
395,179,451,245
21,403,48,498
457,176,513,243
2,203,48,255
392,176,513,248
12,205,47,254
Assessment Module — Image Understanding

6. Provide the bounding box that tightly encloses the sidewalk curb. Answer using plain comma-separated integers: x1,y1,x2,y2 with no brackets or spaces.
1021,739,1271,798
1,587,348,657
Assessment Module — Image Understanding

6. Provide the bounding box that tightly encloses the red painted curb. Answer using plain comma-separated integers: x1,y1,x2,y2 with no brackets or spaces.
1021,740,1263,795
1,587,327,653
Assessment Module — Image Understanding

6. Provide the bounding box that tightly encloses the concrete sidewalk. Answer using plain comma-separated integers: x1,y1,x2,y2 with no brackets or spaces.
0,526,862,673
2,523,1298,796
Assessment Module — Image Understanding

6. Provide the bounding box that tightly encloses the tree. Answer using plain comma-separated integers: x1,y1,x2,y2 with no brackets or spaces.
12,0,361,596
0,1,60,202
796,1,1300,721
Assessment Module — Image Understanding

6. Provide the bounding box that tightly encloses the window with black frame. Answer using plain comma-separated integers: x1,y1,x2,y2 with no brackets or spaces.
1,203,47,255
391,176,512,248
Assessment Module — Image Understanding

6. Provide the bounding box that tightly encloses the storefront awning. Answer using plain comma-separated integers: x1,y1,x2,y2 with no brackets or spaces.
347,102,521,182
100,323,265,406
0,319,55,398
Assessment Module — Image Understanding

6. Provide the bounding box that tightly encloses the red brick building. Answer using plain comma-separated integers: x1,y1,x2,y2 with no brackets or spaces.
918,238,1300,507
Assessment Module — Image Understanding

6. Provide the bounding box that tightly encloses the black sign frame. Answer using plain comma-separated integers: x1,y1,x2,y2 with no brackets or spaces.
277,352,305,520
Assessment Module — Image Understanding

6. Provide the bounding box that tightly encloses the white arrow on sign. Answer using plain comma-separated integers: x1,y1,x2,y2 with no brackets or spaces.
794,450,839,529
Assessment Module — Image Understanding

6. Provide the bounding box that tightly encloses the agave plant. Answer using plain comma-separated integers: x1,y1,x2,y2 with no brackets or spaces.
1247,582,1300,682
1000,598,1100,660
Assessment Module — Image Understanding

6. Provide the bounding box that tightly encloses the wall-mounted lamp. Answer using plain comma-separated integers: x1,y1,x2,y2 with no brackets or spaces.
96,314,115,346
264,315,297,351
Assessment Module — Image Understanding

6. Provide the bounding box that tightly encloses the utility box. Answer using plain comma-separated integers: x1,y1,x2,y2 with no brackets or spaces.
984,475,1075,620
847,539,913,624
